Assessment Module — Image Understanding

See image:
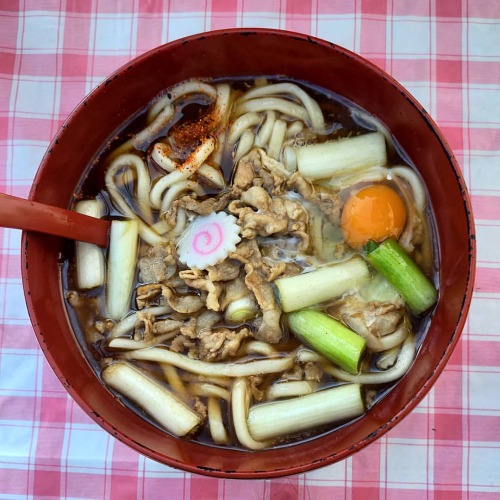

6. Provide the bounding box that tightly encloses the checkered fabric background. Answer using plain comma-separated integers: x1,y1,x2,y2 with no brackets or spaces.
0,1,499,498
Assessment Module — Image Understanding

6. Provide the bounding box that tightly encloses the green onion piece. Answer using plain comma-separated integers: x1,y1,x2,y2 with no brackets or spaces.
364,238,438,315
224,295,258,323
287,309,366,374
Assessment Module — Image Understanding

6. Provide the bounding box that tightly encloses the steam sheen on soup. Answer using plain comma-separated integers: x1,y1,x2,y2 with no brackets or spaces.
64,77,438,449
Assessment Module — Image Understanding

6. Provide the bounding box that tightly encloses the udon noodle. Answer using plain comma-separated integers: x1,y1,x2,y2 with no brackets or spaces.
65,77,438,449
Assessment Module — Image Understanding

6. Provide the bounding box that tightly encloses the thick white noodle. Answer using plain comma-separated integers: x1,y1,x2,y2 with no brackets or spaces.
151,219,172,235
170,207,187,235
107,332,178,350
106,154,153,222
132,104,175,149
149,136,215,210
283,145,297,173
160,180,205,213
213,83,232,125
296,348,322,364
110,105,176,160
323,336,416,384
107,306,172,339
188,382,230,401
391,166,427,213
376,322,410,352
234,129,255,163
286,120,304,138
238,82,326,132
227,112,262,146
241,341,277,357
161,363,187,397
105,155,165,245
350,106,393,149
231,379,271,450
327,166,389,190
121,347,294,377
211,129,226,165
376,346,401,370
234,97,309,124
208,397,229,445
266,380,316,400
151,143,178,172
254,111,276,147
197,163,226,190
267,119,287,160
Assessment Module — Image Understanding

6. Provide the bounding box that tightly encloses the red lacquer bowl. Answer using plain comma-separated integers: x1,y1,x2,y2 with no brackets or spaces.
22,29,475,478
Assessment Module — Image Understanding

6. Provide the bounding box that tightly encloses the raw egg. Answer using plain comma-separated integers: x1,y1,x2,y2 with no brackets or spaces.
341,184,407,248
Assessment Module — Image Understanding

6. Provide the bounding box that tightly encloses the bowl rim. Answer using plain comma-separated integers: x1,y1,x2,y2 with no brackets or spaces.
21,27,476,478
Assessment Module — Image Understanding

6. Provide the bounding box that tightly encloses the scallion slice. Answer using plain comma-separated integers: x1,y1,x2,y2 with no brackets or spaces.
287,309,366,374
364,238,438,315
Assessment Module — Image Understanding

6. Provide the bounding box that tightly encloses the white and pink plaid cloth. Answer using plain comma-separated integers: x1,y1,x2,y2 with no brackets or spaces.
1,1,499,498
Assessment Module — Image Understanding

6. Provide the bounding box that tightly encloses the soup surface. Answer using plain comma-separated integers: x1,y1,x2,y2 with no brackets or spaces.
64,77,438,449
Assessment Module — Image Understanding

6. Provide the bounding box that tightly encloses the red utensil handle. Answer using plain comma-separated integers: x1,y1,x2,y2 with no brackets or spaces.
0,192,110,247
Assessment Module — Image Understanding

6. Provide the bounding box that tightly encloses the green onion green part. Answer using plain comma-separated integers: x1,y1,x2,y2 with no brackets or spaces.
287,309,366,374
364,238,438,315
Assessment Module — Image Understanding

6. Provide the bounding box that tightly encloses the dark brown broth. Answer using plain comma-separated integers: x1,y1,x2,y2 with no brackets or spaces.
62,76,437,449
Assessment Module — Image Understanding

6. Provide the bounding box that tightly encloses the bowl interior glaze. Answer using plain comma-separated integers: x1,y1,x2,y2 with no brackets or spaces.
22,29,475,478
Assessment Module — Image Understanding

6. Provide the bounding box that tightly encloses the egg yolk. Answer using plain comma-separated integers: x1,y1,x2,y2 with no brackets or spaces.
341,184,407,248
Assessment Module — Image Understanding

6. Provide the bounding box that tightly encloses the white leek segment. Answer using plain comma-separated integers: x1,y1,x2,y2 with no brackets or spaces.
275,256,371,312
247,383,364,441
106,219,139,320
224,295,258,323
177,212,241,270
74,199,105,289
102,362,201,437
296,132,387,181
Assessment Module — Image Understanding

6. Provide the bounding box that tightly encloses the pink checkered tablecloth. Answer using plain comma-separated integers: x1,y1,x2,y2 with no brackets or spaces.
0,1,498,498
